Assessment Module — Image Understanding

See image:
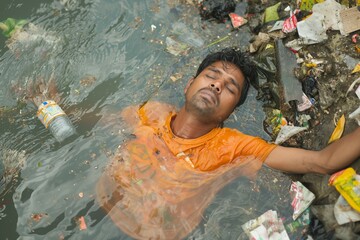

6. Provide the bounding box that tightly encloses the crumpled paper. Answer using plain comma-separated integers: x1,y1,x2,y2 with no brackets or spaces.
242,210,290,240
290,181,316,220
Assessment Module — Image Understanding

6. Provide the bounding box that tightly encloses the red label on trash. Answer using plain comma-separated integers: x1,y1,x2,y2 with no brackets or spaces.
352,34,359,43
282,14,297,33
329,168,357,186
229,13,247,28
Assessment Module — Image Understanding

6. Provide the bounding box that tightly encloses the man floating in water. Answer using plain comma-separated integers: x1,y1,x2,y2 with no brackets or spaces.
94,48,360,239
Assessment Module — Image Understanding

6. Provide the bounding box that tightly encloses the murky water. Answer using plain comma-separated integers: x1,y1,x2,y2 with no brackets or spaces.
0,0,303,239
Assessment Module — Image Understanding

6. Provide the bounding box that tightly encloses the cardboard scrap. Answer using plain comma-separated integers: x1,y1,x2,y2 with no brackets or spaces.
340,7,360,34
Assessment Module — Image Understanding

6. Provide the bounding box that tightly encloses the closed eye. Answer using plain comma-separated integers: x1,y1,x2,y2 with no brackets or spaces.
206,74,215,79
226,85,235,94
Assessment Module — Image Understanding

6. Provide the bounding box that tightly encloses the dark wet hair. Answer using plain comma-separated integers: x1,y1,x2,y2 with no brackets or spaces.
195,48,258,107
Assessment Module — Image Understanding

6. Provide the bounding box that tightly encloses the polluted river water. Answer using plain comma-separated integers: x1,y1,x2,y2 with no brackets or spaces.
0,0,317,239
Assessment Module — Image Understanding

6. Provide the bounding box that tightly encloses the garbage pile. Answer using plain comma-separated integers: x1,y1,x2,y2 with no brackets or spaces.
249,0,359,145
194,0,360,238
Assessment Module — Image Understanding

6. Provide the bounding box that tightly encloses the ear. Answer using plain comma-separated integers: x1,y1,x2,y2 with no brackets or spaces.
184,77,194,94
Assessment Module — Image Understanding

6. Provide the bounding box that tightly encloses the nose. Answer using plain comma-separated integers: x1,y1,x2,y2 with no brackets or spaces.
209,81,222,93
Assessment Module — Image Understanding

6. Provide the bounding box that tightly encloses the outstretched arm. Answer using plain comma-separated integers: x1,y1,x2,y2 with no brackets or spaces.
264,127,360,174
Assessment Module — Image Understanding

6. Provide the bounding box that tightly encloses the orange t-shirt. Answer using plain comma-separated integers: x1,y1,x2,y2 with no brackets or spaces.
96,102,277,240
136,101,276,171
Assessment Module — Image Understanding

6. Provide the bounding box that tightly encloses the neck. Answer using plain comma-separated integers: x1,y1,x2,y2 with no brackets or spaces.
171,107,219,139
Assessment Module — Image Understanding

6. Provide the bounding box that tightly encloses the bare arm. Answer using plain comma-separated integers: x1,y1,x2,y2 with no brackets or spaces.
264,127,360,174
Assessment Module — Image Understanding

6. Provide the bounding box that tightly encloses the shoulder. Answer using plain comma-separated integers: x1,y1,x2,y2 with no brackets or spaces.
215,127,247,141
138,101,177,127
120,101,176,129
219,128,269,143
218,127,276,159
140,101,176,115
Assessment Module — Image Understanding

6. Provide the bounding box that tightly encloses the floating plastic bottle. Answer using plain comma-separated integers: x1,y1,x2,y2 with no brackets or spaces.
37,100,76,142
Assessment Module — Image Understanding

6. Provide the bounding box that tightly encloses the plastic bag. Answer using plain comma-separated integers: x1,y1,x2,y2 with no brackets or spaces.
275,125,308,144
329,167,360,212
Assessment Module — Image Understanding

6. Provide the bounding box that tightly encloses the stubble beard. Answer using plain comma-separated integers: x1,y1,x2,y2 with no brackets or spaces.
186,93,216,120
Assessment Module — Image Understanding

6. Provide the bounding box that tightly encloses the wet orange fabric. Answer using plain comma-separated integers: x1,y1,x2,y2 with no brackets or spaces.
96,102,276,239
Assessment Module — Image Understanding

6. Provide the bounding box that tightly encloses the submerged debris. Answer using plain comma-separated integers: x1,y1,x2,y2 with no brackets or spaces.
0,148,26,198
0,18,27,38
198,0,236,22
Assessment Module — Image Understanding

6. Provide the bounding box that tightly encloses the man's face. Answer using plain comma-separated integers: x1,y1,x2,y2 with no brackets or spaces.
184,61,245,124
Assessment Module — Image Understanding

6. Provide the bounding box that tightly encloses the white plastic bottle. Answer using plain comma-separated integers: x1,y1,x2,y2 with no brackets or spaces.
37,100,76,142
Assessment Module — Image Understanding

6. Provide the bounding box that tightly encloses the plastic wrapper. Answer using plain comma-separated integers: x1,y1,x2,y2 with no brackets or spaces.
241,210,290,240
297,93,313,112
312,0,345,31
286,208,310,233
269,109,287,134
269,21,284,32
296,12,327,43
328,114,345,144
329,168,360,212
264,2,281,23
275,125,308,144
229,13,247,28
290,181,315,220
352,34,359,44
334,194,360,225
282,13,297,33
